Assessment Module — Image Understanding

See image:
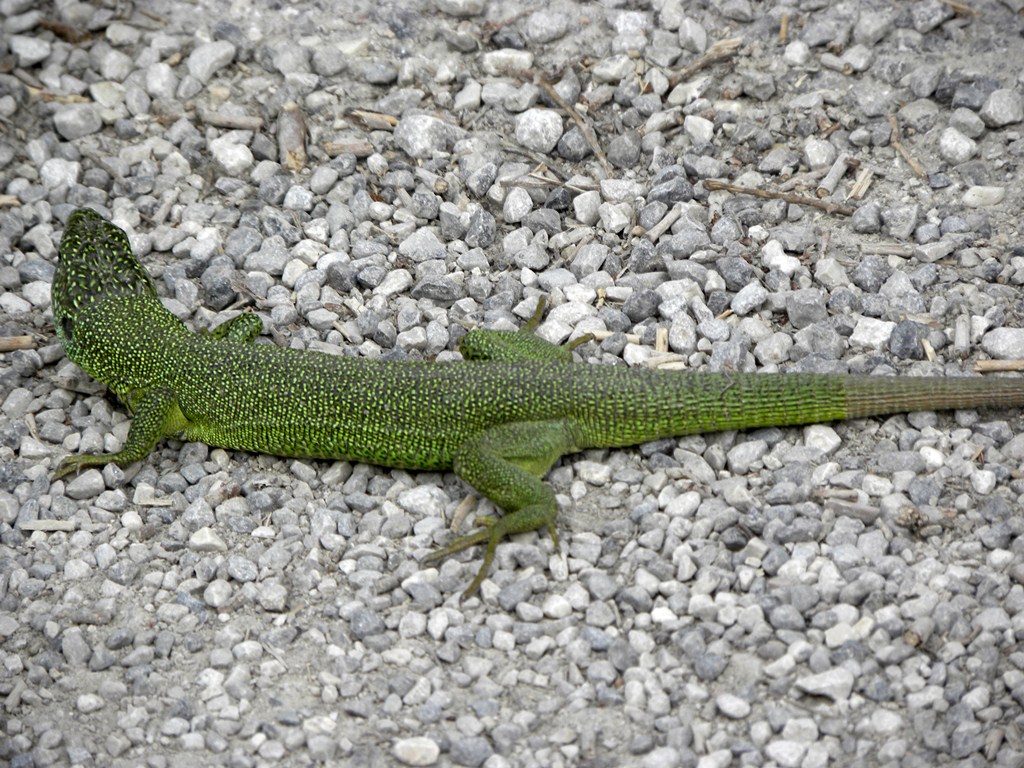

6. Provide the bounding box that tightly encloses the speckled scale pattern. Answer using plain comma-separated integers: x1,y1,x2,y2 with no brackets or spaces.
173,344,581,469
52,209,161,353
51,207,1024,470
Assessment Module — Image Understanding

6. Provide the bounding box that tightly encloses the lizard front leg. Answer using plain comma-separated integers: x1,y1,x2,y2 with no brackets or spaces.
204,312,263,344
53,387,184,479
458,296,593,363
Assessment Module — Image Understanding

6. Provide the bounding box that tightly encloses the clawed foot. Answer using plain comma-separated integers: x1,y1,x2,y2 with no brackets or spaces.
52,455,91,481
422,518,498,601
423,516,560,602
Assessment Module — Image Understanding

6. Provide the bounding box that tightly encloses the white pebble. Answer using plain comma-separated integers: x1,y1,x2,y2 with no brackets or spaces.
76,694,104,713
209,137,253,175
962,185,1006,207
783,40,811,65
765,740,807,768
804,425,841,454
970,469,996,495
796,668,855,701
683,114,714,144
391,737,440,765
850,317,895,350
678,18,708,53
502,186,533,223
938,126,976,164
203,579,233,608
761,239,801,275
542,594,572,619
980,327,1024,359
189,527,228,552
715,693,751,718
515,108,563,153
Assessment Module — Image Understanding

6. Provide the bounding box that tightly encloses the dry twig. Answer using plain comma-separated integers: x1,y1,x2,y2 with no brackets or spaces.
346,109,399,131
278,103,307,172
0,335,34,352
198,107,262,131
847,167,874,200
669,38,744,86
39,19,90,43
704,179,854,216
938,0,980,15
635,204,682,241
888,115,927,179
324,140,375,157
816,154,853,198
974,359,1024,373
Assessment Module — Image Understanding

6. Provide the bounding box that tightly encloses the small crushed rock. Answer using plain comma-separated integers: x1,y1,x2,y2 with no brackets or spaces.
2,1,1024,767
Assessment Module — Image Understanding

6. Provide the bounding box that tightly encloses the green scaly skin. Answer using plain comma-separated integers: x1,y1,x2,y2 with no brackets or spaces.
52,208,1024,599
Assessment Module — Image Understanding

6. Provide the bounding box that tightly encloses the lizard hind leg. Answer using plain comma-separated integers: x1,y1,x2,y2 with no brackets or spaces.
424,419,579,600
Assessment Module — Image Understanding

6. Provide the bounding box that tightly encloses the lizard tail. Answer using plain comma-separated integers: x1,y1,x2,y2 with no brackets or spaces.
572,369,1024,448
843,374,1024,418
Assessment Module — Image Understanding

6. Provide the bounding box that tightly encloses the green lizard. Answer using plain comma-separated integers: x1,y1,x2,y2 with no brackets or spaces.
51,208,1024,598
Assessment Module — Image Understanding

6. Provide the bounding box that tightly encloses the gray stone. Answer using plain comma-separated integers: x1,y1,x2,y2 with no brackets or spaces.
10,34,51,67
515,108,564,153
950,107,986,138
349,607,386,638
796,668,855,701
938,127,976,164
678,18,707,53
741,70,776,100
607,131,642,168
888,319,927,360
435,0,486,16
257,580,288,612
911,0,954,33
227,555,258,582
980,88,1024,127
394,114,463,158
63,469,105,499
449,735,493,767
61,628,92,666
731,283,767,315
187,40,236,82
522,11,571,43
881,205,919,240
981,327,1024,359
53,104,102,140
399,228,446,262
785,289,827,330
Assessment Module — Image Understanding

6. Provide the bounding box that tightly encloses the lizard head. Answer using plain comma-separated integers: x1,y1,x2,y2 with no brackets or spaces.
51,207,172,377
52,208,159,349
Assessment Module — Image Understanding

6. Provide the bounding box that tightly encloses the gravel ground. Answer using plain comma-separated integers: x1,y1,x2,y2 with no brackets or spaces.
2,0,1024,766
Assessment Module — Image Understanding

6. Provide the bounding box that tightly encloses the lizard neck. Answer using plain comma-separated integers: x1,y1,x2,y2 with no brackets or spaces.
60,294,192,397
